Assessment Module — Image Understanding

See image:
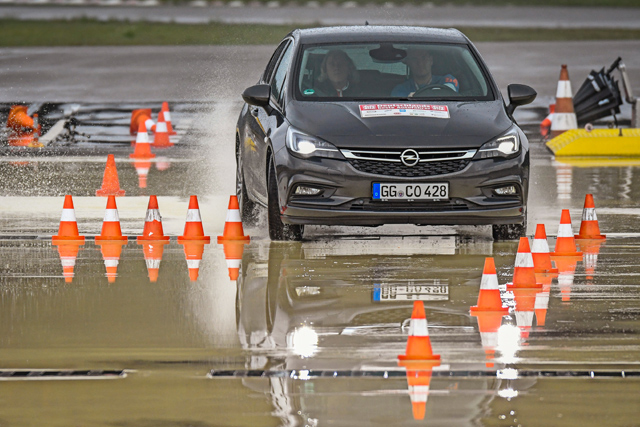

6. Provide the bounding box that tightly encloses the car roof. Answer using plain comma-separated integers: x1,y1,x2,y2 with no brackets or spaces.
293,26,469,44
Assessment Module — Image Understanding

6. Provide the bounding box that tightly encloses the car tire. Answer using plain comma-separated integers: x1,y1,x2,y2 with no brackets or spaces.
267,160,304,241
236,147,258,226
492,218,527,241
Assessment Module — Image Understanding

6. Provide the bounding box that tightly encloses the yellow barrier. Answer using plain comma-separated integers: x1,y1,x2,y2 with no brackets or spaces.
546,128,640,156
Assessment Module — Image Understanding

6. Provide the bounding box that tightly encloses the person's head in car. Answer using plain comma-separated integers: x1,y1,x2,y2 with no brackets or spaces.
317,49,360,97
391,47,459,97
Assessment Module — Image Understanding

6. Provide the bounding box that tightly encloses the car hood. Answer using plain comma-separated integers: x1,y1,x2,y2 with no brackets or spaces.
285,100,512,149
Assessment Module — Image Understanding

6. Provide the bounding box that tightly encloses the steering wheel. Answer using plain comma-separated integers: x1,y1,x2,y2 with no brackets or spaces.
411,84,458,97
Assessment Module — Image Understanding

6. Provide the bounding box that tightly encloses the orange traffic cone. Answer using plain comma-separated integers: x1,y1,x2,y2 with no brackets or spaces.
540,103,555,139
52,195,85,243
221,241,247,281
132,159,151,189
130,108,155,135
6,105,35,132
54,242,83,283
470,257,508,313
152,112,174,148
398,301,440,363
137,195,170,241
97,241,127,283
575,194,606,240
506,238,542,289
552,210,582,257
549,64,577,138
178,196,211,242
217,195,250,242
130,121,156,159
180,240,207,281
473,311,505,368
96,154,126,197
138,241,168,283
531,224,558,274
161,102,177,135
534,290,550,327
95,196,128,242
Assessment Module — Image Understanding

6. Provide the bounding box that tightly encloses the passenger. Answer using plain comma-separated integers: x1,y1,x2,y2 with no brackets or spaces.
391,48,459,97
315,50,361,97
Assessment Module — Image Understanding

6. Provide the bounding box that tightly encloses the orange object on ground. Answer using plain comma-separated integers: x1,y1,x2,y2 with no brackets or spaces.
130,121,156,159
552,210,583,257
575,194,606,240
549,65,577,138
130,108,155,135
398,301,441,362
54,242,84,283
52,195,85,243
470,257,508,313
531,224,558,274
217,195,250,242
152,111,174,148
6,105,35,132
138,241,168,283
161,102,177,135
95,196,128,242
137,195,170,241
506,238,542,289
96,154,126,197
540,103,555,138
178,195,211,242
472,311,505,368
96,241,127,283
180,240,208,281
221,241,248,281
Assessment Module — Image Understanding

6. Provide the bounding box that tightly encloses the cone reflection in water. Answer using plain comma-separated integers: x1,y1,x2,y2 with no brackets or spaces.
575,194,606,240
96,240,126,283
54,242,83,283
221,241,248,281
52,195,85,243
534,290,550,327
470,257,508,313
96,154,126,197
180,240,207,281
554,256,579,303
132,160,152,189
402,365,438,420
506,238,542,289
472,311,505,368
513,287,540,340
580,239,605,283
138,241,168,283
155,157,171,171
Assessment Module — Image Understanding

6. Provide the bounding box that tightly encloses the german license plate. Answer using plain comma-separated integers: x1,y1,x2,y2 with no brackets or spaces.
373,281,449,302
372,183,448,201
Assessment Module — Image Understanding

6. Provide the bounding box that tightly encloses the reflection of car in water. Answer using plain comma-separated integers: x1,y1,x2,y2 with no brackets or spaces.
235,239,514,425
235,26,536,241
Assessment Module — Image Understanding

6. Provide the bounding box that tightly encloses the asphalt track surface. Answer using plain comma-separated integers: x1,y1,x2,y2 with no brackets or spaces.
2,41,640,426
2,4,640,28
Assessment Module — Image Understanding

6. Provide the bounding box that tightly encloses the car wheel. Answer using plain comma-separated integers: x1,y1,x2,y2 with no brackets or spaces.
267,160,304,241
236,147,258,226
492,217,527,241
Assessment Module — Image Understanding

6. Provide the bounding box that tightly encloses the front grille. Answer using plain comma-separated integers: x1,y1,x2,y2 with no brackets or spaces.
348,158,470,177
350,200,470,212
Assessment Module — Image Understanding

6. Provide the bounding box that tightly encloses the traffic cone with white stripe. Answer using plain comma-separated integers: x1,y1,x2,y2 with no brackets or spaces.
137,195,170,242
506,238,542,289
97,241,126,283
531,224,558,274
217,195,250,242
402,365,438,420
130,108,155,136
161,102,177,135
152,111,174,148
52,195,85,243
96,154,126,197
130,121,156,160
549,64,577,138
54,242,83,283
178,195,211,242
540,103,555,138
221,241,247,281
575,194,606,240
470,257,508,313
551,210,582,257
95,196,128,242
139,241,167,283
180,241,207,282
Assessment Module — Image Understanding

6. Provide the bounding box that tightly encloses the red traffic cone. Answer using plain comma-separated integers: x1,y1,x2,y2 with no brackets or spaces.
552,210,582,257
130,108,155,135
52,195,85,243
161,102,177,135
398,301,441,363
178,196,211,242
96,241,126,283
217,195,250,242
549,64,577,138
130,121,156,159
138,241,168,283
575,194,606,240
152,111,174,148
54,242,83,283
470,257,508,313
221,241,248,281
531,224,558,274
506,238,542,289
180,240,207,281
95,196,128,242
137,195,170,241
96,154,126,197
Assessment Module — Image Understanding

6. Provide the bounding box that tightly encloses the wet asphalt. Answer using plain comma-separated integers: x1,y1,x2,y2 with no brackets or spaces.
1,43,640,426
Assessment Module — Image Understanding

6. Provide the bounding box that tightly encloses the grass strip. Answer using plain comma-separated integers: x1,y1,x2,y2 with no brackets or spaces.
0,19,639,46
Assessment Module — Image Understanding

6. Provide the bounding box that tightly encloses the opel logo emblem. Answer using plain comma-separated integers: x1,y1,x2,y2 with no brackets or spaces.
400,149,419,167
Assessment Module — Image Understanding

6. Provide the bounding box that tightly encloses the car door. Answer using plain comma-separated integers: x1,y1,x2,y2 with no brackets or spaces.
244,39,294,205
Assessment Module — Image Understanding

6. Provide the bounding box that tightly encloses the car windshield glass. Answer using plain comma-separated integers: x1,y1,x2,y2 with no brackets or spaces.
296,42,492,101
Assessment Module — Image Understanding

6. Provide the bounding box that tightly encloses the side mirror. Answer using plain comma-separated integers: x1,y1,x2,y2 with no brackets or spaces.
506,84,537,115
242,84,271,107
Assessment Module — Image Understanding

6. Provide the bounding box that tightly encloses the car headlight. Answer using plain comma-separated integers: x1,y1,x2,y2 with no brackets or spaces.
286,127,344,160
476,131,520,159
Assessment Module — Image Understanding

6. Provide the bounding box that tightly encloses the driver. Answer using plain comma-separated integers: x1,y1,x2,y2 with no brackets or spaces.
391,48,459,97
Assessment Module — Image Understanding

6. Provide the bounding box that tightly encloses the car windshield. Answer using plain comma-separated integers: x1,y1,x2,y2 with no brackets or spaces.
296,42,493,101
